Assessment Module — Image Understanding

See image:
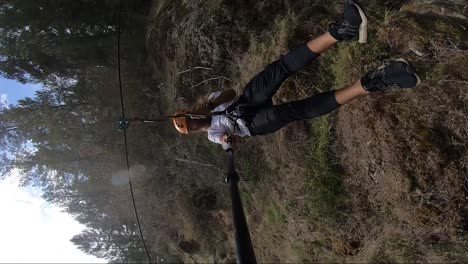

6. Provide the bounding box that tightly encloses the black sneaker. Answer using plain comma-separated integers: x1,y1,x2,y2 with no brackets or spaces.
361,59,421,92
329,0,368,43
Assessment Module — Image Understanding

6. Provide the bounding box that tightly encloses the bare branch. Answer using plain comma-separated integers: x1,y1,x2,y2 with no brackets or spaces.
174,158,215,167
409,47,425,57
177,67,213,75
190,76,232,90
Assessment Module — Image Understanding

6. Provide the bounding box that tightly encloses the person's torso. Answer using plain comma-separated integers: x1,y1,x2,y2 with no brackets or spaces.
209,96,251,137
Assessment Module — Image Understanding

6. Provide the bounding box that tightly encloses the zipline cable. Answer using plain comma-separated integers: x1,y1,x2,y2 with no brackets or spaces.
116,2,153,263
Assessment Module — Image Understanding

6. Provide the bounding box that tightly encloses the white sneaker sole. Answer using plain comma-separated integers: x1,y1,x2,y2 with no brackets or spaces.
352,2,368,44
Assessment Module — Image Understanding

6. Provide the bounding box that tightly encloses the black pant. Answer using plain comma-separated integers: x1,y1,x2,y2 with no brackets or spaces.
237,44,341,136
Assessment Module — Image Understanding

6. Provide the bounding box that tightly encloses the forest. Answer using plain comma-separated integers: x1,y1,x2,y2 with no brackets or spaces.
1,0,467,263
0,0,159,262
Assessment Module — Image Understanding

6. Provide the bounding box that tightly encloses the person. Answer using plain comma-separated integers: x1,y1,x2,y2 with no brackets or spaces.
172,0,421,148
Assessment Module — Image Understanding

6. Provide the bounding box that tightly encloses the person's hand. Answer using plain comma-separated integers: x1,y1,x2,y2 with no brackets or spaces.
220,134,238,148
219,134,230,145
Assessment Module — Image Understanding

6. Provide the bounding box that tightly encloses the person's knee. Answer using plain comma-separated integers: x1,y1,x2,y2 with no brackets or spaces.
282,45,319,73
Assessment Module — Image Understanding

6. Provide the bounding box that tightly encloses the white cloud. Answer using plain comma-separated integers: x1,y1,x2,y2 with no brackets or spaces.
0,172,106,263
0,93,9,108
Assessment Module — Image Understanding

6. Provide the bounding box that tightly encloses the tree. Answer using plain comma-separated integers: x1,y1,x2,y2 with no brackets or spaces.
0,1,159,262
71,221,148,263
0,0,119,83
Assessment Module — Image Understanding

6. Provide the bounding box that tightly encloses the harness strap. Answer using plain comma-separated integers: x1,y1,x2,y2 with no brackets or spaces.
224,113,241,134
212,104,243,135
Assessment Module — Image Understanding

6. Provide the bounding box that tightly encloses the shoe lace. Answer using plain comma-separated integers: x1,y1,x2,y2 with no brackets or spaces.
366,67,395,90
330,18,359,35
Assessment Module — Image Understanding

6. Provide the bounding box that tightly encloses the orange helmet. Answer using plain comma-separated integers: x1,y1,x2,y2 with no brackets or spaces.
173,111,189,134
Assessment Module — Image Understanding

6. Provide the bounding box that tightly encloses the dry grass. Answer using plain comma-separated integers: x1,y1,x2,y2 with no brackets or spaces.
142,0,468,262
331,2,468,262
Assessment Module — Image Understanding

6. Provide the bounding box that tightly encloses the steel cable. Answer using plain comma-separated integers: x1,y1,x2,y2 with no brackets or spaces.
116,1,153,263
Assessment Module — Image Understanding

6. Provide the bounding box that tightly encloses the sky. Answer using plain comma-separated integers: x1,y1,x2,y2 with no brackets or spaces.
0,77,105,263
0,77,41,105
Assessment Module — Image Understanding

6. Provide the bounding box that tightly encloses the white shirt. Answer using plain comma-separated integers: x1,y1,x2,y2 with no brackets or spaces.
207,91,251,145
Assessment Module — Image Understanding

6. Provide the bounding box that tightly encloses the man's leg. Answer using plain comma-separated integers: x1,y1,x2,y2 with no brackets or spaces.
248,59,420,136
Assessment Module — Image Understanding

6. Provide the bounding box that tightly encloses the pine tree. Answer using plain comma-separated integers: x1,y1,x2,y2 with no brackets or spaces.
0,0,120,83
0,1,158,262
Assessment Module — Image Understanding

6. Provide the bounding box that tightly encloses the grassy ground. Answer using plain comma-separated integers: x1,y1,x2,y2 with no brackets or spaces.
143,0,468,262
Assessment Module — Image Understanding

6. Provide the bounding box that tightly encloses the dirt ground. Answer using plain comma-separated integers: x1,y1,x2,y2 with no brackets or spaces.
139,0,468,262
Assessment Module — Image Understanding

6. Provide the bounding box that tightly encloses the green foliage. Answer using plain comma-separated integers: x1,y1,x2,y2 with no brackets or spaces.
0,0,151,83
330,41,391,88
306,116,344,219
71,221,149,263
235,12,297,89
0,1,156,263
267,203,287,225
303,26,390,222
0,1,114,82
